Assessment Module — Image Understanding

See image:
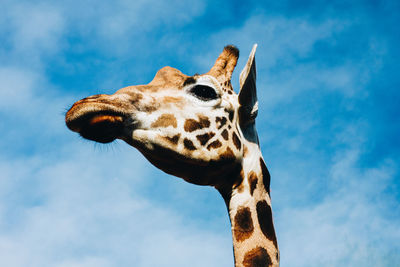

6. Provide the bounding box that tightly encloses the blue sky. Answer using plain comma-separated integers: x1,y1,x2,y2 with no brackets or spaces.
1,0,399,266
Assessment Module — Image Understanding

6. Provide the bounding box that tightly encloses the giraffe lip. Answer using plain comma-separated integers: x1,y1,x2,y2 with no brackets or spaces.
66,110,126,144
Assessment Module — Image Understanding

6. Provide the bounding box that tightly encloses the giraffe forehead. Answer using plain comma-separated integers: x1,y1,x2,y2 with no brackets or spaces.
115,69,239,113
149,66,189,87
114,67,187,97
149,68,224,91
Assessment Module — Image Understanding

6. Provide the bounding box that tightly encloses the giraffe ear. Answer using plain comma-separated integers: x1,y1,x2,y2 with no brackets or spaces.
207,45,239,82
238,44,258,127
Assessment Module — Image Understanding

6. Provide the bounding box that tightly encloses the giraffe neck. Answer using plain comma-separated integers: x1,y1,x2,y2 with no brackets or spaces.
218,141,279,267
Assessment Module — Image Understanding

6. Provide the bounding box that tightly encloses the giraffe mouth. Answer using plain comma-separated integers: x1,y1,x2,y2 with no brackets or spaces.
66,110,126,144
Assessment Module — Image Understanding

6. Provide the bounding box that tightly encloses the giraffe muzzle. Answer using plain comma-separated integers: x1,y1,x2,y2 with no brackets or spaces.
66,111,125,143
65,100,127,144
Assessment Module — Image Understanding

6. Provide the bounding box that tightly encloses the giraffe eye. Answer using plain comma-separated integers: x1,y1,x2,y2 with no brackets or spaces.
189,85,218,101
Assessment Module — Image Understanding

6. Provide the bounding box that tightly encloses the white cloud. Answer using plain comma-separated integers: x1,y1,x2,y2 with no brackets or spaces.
55,258,111,267
192,16,341,73
277,152,400,266
0,2,65,70
96,0,205,38
270,116,400,266
9,3,64,53
0,67,39,110
0,143,233,267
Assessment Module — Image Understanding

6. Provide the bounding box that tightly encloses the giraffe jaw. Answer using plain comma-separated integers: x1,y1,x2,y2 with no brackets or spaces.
122,129,241,186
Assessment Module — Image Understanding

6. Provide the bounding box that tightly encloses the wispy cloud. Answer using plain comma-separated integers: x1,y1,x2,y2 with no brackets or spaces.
278,143,400,266
0,144,232,267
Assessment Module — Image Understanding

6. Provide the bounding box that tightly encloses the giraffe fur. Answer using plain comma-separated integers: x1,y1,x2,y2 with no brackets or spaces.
66,44,279,266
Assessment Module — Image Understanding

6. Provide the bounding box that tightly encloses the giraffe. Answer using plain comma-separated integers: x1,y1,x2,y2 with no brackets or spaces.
65,44,279,266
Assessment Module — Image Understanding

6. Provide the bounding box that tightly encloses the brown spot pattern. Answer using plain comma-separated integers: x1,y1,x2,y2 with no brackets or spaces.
226,109,234,121
260,158,271,194
128,92,143,103
243,145,249,157
216,117,227,129
233,207,254,242
234,169,245,193
256,200,278,248
220,147,235,160
196,132,215,146
242,247,272,267
162,96,183,107
248,171,258,196
233,132,241,150
207,140,222,150
184,115,210,132
183,138,196,150
164,134,180,145
221,129,229,140
151,114,177,128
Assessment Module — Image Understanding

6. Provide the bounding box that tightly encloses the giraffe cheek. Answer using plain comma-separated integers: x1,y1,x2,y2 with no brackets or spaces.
162,134,181,146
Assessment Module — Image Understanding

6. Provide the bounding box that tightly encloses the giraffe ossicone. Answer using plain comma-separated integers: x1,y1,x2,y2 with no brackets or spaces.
66,44,279,266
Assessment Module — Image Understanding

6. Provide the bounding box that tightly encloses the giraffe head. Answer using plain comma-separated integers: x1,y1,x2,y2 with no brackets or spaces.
66,45,259,187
